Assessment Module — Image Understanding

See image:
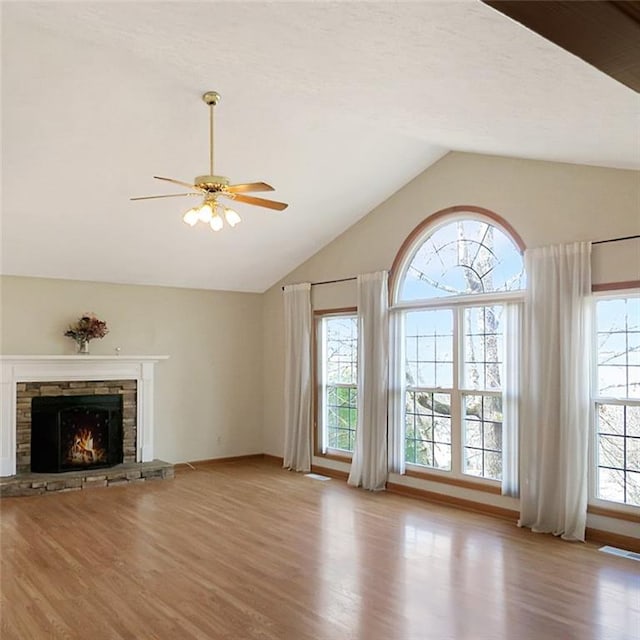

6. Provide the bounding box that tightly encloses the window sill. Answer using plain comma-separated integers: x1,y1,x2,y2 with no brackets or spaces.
315,450,353,463
587,504,640,523
404,467,502,495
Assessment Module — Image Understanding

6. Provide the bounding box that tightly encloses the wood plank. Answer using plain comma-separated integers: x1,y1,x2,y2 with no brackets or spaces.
483,1,640,92
1,460,639,639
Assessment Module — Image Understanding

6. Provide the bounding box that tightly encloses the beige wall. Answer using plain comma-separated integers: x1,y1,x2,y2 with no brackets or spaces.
263,151,640,457
0,275,264,464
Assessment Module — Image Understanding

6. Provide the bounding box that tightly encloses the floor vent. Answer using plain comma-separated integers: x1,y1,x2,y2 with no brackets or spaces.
599,545,640,562
305,473,331,482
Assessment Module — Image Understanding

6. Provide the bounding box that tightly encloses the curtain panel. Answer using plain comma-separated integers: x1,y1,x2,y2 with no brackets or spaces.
519,242,591,541
282,283,312,472
348,271,390,491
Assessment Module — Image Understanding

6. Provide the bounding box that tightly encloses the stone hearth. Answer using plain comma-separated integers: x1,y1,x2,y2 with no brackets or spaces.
0,460,174,497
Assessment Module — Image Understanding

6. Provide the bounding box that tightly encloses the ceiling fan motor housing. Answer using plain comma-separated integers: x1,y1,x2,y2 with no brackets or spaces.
194,175,230,191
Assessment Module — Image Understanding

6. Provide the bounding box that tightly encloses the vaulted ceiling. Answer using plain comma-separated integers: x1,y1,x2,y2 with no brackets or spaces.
2,1,638,292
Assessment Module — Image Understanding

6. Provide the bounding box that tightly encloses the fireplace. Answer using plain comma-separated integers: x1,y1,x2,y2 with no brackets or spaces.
31,395,123,473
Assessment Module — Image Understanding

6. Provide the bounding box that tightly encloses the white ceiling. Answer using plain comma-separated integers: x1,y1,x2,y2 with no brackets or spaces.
2,1,638,292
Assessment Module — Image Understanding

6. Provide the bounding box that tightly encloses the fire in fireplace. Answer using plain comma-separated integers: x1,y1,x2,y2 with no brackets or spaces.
31,395,123,473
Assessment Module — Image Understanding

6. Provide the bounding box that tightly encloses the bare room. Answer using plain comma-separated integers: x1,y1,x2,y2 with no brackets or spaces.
1,2,639,639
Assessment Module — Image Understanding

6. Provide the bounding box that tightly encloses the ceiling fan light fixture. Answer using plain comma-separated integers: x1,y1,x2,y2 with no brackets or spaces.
131,90,288,229
183,208,199,226
198,202,213,223
210,214,224,231
224,207,241,227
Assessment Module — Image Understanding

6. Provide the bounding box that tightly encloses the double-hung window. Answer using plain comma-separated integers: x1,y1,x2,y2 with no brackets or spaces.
592,294,640,507
403,304,507,480
392,212,524,491
316,313,358,455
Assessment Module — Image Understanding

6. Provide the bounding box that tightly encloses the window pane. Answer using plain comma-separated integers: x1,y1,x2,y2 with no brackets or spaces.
405,310,453,389
325,317,358,385
415,443,433,467
405,391,451,470
596,297,640,398
627,471,640,506
463,306,504,391
598,435,625,469
434,416,451,444
627,406,640,437
433,443,451,470
598,467,625,504
483,451,502,481
322,315,358,454
598,404,624,435
463,394,502,480
598,366,628,398
464,449,482,477
484,422,502,451
627,438,640,472
629,366,640,399
628,333,640,365
465,421,482,447
399,220,524,301
326,381,357,454
595,402,640,506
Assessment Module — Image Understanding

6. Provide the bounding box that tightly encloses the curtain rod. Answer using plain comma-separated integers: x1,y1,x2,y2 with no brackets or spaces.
282,276,357,291
592,234,640,245
281,234,639,290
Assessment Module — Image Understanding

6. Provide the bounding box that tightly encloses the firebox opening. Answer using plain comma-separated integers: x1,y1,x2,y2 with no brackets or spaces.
31,395,123,473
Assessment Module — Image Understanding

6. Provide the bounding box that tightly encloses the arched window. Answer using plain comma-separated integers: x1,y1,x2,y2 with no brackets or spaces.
392,207,525,304
389,206,525,493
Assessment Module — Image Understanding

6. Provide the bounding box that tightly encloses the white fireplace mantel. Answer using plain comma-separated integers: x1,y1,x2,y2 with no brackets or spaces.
0,355,169,477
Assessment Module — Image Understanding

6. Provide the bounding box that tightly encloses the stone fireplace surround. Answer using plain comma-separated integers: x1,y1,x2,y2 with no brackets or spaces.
18,380,134,474
1,355,169,482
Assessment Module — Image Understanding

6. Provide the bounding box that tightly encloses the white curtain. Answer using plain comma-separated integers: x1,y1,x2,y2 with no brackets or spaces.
348,271,389,491
388,310,406,475
502,302,521,497
283,283,312,472
519,242,591,541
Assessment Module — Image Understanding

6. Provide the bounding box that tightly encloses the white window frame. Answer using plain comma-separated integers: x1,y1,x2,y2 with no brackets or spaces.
315,311,358,457
589,290,640,514
391,212,524,491
401,301,518,485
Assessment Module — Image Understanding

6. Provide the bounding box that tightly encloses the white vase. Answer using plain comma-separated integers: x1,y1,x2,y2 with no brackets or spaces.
77,340,90,354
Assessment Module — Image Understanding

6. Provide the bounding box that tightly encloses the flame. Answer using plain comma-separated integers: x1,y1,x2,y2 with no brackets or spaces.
68,428,106,465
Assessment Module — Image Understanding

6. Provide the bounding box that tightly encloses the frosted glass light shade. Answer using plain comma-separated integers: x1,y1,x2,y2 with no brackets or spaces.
210,214,224,231
224,207,241,227
183,208,199,226
198,203,213,223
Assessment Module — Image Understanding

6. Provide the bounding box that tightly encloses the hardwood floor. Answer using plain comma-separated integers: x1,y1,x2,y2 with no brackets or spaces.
1,460,638,640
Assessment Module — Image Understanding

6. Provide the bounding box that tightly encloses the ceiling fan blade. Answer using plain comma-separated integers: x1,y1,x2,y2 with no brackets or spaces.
130,193,202,201
230,193,288,211
227,182,275,193
153,176,198,189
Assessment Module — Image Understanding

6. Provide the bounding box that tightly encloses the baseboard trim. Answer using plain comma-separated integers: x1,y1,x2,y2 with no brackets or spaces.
387,481,519,521
262,454,284,466
585,527,640,553
175,454,265,469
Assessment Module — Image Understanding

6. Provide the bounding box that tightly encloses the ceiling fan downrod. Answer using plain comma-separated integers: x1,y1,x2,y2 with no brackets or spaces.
196,91,229,190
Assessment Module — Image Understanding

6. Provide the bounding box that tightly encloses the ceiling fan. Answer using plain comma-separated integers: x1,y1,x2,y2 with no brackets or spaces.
131,91,288,231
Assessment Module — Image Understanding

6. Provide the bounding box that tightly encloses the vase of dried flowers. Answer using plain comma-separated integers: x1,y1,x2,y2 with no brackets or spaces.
64,314,109,354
